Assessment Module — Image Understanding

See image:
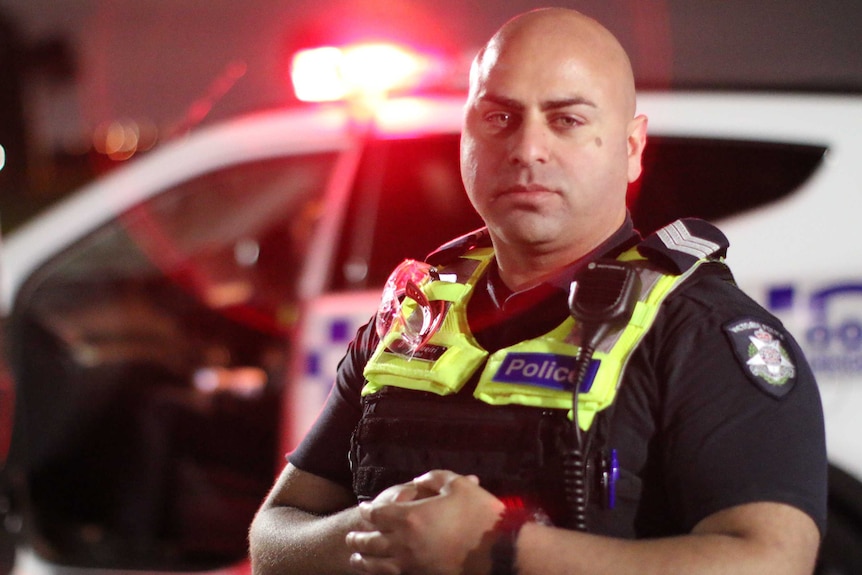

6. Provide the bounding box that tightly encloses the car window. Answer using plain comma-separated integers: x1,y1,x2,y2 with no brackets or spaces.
333,134,826,292
4,152,336,570
630,136,826,235
333,134,484,290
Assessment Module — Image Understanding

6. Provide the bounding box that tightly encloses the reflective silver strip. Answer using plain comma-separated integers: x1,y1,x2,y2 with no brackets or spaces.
657,220,720,258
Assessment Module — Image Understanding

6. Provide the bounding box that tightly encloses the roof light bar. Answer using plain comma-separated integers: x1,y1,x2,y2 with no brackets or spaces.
291,43,432,103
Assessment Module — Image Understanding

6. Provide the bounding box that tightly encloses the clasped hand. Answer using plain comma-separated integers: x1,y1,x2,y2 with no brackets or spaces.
346,470,505,575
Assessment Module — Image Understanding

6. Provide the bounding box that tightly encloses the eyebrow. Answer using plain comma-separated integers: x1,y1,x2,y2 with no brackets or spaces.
478,93,598,111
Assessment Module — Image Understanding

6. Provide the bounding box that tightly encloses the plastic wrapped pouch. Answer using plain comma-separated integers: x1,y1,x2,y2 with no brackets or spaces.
375,259,446,359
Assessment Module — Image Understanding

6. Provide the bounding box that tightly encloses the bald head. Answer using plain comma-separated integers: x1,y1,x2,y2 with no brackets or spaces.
470,8,637,117
459,8,648,285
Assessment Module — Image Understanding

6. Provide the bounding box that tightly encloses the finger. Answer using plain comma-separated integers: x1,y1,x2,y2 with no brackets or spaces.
390,484,421,503
375,482,420,504
345,529,391,557
413,469,480,495
359,499,410,531
446,473,481,494
349,551,402,575
412,469,460,493
358,500,375,523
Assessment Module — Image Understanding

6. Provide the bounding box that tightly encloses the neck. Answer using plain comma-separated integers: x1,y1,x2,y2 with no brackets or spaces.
493,240,595,292
491,217,631,291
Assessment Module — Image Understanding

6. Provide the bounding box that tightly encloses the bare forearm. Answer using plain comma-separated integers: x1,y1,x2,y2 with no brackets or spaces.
514,504,819,575
249,504,362,575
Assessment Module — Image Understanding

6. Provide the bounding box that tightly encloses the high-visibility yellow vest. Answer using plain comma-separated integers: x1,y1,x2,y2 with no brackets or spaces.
363,238,723,432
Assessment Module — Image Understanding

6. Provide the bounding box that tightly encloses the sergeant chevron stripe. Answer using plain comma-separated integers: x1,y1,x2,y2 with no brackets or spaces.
656,220,721,258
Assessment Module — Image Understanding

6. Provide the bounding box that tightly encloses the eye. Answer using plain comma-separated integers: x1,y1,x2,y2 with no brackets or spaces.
550,114,583,129
483,111,514,130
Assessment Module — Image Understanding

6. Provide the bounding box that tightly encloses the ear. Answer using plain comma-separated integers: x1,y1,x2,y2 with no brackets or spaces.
626,114,648,183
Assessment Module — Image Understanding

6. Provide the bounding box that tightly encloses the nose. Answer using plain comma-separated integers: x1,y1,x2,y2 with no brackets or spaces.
509,116,550,166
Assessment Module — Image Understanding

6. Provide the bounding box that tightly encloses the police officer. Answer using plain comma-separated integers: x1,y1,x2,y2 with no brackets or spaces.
249,8,826,575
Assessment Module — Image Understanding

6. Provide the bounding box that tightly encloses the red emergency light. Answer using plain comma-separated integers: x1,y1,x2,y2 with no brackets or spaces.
290,43,436,102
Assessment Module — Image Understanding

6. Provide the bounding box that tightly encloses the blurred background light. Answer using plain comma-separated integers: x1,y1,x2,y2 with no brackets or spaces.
291,43,432,102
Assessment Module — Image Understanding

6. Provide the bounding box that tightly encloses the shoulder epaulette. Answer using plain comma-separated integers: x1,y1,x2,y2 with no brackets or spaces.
637,218,729,274
426,227,492,266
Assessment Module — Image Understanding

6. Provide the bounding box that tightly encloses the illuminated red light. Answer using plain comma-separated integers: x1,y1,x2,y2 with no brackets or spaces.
291,43,432,102
291,47,345,102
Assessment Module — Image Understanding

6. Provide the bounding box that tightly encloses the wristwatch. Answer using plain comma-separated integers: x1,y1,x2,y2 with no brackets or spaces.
490,502,550,575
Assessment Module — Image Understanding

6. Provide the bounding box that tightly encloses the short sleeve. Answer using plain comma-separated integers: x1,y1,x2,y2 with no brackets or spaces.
655,276,827,535
287,318,378,489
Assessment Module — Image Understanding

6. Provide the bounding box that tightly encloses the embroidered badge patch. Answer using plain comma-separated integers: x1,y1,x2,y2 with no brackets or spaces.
723,318,797,399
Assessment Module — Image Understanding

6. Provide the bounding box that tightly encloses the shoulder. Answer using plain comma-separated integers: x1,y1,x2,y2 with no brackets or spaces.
634,220,813,398
653,265,813,400
636,218,728,274
635,217,766,324
672,264,761,316
657,260,791,354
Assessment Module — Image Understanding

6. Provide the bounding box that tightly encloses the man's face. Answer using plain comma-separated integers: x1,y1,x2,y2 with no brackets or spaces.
460,30,645,256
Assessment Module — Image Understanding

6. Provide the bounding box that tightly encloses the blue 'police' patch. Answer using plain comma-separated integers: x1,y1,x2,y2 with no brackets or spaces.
494,352,597,392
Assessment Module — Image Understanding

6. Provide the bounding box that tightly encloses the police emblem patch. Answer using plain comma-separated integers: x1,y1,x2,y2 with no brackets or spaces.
723,317,797,399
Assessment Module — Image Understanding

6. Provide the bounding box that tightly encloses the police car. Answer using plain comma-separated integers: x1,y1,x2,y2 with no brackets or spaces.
1,42,861,574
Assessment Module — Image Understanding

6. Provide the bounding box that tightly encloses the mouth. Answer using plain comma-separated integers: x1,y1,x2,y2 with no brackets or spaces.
495,183,557,200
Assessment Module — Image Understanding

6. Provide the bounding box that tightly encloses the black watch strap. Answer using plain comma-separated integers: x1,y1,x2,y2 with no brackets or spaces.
490,505,534,575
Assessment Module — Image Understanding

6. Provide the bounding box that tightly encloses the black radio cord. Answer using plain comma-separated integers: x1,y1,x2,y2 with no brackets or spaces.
563,342,595,531
564,260,641,532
